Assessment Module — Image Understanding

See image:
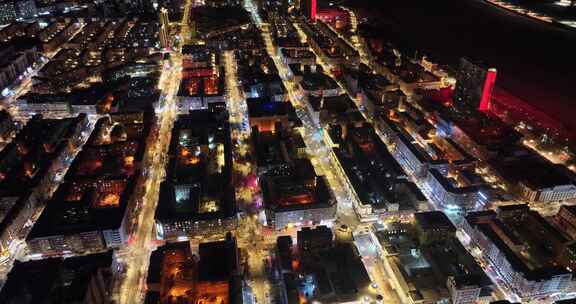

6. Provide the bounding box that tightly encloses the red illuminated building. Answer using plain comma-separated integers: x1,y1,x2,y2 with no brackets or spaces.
317,8,350,29
301,0,317,21
454,58,497,113
479,68,497,112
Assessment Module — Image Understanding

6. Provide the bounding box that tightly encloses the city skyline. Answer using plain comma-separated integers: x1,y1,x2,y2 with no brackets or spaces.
0,0,575,303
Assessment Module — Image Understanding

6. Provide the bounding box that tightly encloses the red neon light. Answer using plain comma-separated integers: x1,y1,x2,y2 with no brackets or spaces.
311,0,317,21
479,68,497,112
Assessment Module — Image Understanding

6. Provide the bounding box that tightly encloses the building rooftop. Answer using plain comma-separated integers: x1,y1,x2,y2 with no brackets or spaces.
377,217,491,303
28,113,150,239
262,159,334,212
0,114,85,196
276,229,371,303
177,67,224,98
467,208,572,281
147,235,241,304
300,70,339,92
0,114,87,236
155,111,236,223
252,126,306,170
492,152,575,190
330,124,410,209
0,250,115,303
414,211,456,232
247,99,293,118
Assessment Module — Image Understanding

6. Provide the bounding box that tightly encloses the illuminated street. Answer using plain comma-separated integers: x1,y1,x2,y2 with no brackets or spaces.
242,1,407,303
0,0,576,303
115,36,182,304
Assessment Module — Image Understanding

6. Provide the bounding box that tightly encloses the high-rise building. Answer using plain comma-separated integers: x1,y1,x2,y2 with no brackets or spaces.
300,0,316,21
15,0,37,19
159,7,170,48
159,6,169,26
454,58,497,113
0,1,17,25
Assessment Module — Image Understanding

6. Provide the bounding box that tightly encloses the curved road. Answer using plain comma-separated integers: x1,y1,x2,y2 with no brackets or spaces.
348,0,576,130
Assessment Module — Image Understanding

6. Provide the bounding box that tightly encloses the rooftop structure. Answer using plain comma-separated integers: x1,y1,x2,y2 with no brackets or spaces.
249,101,335,229
251,117,306,171
281,48,315,65
343,65,400,117
375,112,491,211
489,149,576,202
25,18,161,95
298,68,341,97
236,49,287,102
298,20,359,66
270,18,307,49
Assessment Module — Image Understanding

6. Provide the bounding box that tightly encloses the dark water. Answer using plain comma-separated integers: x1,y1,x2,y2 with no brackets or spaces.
347,0,576,130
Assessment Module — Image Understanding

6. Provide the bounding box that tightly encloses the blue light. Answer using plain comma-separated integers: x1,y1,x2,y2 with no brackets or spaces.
478,191,487,201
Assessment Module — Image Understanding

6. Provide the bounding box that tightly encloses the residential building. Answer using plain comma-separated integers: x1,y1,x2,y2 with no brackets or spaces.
155,110,237,240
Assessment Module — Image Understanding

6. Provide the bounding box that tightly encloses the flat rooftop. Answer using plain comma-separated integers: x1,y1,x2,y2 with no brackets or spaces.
490,150,575,190
0,251,114,303
0,115,86,235
0,115,85,196
467,208,571,281
155,111,235,223
300,71,339,92
252,127,306,170
331,124,408,208
147,236,240,304
262,159,334,212
28,114,150,238
377,218,491,303
276,231,371,302
177,68,224,98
